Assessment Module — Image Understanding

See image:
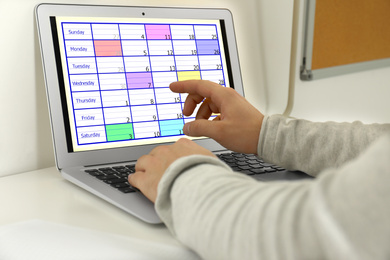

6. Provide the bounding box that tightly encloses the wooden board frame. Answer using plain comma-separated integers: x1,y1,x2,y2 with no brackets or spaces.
300,0,390,81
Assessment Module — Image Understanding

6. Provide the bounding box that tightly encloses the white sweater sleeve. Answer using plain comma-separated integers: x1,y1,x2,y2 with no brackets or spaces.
155,115,390,260
258,115,390,176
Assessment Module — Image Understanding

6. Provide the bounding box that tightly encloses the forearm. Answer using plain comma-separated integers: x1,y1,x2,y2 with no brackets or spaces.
156,156,317,260
156,135,390,259
258,115,390,176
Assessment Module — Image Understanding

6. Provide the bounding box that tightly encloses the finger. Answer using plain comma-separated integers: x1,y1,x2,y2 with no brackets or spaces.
170,80,225,104
135,154,151,172
194,99,212,120
183,119,221,139
128,171,142,189
182,94,205,117
196,98,221,120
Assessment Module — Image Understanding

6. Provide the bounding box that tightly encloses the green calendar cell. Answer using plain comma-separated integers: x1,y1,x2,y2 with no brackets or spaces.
106,124,134,142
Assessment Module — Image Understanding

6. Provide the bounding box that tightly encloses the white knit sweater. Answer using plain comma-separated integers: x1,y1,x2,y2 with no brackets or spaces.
155,115,390,260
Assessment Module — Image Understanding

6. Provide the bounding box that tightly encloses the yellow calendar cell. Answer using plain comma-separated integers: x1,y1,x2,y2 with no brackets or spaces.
177,71,201,81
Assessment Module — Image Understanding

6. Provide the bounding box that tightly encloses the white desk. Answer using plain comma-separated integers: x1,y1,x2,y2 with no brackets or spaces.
0,167,193,258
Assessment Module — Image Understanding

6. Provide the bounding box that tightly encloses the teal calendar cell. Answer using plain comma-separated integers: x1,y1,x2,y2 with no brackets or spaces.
159,119,185,136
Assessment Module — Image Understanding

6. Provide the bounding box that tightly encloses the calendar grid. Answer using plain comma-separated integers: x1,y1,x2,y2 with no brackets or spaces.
61,21,228,146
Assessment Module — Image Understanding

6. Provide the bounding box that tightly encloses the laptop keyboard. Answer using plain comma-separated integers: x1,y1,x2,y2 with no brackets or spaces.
84,152,285,194
217,152,285,174
85,165,138,194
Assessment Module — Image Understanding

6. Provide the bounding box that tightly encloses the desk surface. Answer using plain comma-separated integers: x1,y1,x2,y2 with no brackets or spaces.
0,167,177,246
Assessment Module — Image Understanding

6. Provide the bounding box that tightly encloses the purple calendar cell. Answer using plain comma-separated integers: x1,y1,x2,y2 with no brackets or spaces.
196,40,220,55
145,25,171,40
126,72,153,89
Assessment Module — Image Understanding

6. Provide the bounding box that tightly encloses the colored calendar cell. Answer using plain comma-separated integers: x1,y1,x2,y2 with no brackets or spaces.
196,40,220,55
145,24,171,40
177,71,201,81
94,40,122,56
106,124,134,141
126,72,153,89
159,119,184,136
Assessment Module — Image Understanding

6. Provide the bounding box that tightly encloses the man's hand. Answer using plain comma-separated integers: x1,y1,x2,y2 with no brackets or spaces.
170,80,264,154
128,138,216,203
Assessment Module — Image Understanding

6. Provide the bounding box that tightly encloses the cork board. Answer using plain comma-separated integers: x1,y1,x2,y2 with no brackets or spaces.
301,0,390,80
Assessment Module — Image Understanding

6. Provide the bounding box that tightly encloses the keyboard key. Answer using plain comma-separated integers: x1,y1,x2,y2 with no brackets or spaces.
250,168,267,174
261,163,274,167
236,161,249,166
85,166,139,194
119,186,137,193
247,160,260,164
263,167,277,173
100,169,117,175
86,170,104,177
96,175,118,181
240,170,255,175
218,152,283,176
110,182,130,189
249,164,263,169
238,165,251,171
104,178,126,184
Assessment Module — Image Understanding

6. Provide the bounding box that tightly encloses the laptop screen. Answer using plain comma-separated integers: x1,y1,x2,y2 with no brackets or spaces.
50,16,233,152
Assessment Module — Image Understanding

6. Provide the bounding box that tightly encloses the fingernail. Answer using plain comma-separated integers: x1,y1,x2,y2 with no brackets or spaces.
183,123,190,135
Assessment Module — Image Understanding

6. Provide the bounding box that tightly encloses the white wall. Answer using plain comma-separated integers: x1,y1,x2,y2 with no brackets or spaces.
0,0,294,176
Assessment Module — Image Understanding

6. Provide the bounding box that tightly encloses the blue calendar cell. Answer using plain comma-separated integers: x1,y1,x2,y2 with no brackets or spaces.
159,119,185,136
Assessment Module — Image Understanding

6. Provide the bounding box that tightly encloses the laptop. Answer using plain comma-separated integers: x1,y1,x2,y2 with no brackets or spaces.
36,3,309,224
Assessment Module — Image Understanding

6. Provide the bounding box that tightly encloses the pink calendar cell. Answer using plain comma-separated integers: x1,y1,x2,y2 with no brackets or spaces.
126,72,154,89
94,40,122,56
145,25,171,40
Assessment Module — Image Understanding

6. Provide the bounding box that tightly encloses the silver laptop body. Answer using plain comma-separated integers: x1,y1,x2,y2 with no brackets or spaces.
36,3,308,224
